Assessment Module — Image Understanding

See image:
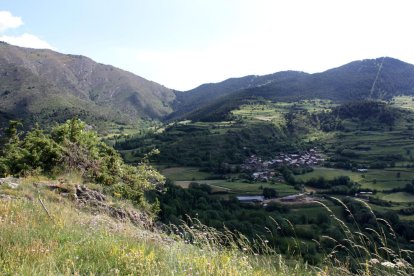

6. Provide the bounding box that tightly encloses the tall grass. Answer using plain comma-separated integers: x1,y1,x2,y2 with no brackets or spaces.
0,181,311,275
1,180,413,275
315,197,414,275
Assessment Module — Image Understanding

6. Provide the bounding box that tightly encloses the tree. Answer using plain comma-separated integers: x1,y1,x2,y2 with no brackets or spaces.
0,120,25,175
263,187,278,199
405,183,414,194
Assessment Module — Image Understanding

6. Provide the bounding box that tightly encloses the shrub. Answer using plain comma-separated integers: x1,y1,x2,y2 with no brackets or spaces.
0,119,164,209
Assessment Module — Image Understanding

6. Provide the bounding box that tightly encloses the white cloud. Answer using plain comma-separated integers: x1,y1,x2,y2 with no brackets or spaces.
0,11,23,32
0,33,54,49
0,11,54,50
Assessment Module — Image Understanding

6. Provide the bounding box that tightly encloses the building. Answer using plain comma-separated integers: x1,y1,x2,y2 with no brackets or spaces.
236,196,264,203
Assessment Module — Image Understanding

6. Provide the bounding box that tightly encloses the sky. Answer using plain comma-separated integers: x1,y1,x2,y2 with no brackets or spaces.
0,0,413,91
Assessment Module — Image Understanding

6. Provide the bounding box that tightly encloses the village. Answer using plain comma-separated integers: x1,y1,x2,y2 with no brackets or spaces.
241,148,325,182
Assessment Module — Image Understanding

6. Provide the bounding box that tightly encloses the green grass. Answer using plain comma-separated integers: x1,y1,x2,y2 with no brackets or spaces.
359,169,414,190
1,177,414,275
231,100,335,128
379,192,414,203
294,167,413,191
294,167,362,182
390,96,414,111
0,179,314,275
213,181,297,196
174,180,231,193
232,103,286,126
161,167,213,181
174,179,297,196
166,168,298,196
290,203,344,219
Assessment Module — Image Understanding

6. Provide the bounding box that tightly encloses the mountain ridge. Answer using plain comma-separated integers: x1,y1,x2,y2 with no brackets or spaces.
2,41,414,127
170,57,414,121
169,71,308,120
0,42,176,129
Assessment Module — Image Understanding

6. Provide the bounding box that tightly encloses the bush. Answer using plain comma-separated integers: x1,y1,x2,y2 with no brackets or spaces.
0,119,164,209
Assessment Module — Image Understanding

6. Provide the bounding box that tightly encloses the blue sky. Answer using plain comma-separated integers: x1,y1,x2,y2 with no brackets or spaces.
1,0,414,90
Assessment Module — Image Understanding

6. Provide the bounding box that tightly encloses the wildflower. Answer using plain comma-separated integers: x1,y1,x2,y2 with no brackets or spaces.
381,261,396,268
395,261,406,268
369,258,380,265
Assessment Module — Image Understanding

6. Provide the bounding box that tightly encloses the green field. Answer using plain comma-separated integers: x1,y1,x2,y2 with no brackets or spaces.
231,100,335,128
295,167,414,191
359,169,414,190
379,192,414,203
294,167,362,182
390,95,414,111
232,103,286,126
174,178,297,196
161,167,212,181
290,203,344,219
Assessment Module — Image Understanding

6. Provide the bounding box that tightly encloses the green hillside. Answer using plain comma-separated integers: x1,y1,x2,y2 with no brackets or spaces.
0,42,176,132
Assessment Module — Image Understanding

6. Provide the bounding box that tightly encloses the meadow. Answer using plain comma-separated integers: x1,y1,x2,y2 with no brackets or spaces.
0,179,316,275
174,179,297,196
161,166,212,181
3,188,411,275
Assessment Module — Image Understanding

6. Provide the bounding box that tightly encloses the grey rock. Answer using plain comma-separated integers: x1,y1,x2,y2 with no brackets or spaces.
0,177,20,189
7,182,19,189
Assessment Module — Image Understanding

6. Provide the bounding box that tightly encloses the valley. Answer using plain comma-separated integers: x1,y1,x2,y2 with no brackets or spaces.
3,1,414,273
112,96,414,264
2,47,414,272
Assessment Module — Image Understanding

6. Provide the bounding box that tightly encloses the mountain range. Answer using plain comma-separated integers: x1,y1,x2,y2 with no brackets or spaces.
1,42,414,128
169,57,414,121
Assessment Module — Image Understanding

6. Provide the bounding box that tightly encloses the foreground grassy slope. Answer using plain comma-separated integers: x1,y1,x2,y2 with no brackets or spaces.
2,178,413,275
0,179,314,275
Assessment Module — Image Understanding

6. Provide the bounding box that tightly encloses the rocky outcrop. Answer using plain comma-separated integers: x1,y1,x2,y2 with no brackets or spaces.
0,177,20,189
73,185,154,229
0,179,156,230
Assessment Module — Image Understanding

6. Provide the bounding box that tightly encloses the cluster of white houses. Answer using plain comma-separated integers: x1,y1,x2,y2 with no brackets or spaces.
271,149,325,167
241,149,325,181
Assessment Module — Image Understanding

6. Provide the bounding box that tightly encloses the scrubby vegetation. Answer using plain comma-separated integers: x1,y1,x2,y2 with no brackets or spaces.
0,181,310,275
0,119,164,210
